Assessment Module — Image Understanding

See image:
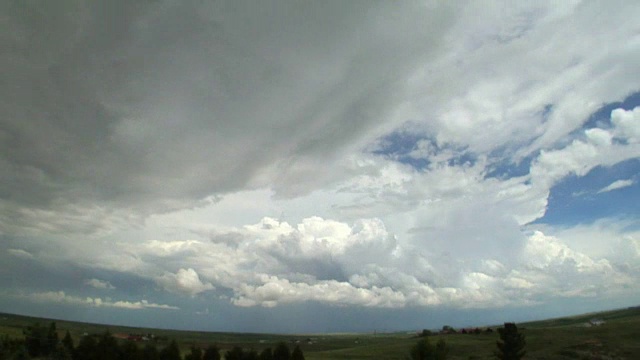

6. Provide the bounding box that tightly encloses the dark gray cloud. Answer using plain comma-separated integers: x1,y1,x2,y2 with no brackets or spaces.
0,1,457,233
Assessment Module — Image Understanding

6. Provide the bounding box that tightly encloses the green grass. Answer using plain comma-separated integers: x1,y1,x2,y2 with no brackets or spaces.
2,306,639,359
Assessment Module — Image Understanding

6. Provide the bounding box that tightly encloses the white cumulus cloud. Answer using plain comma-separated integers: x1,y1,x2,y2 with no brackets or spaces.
21,291,178,310
157,268,214,296
85,278,115,290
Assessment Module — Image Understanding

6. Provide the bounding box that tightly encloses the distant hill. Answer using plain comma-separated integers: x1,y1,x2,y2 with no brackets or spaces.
2,305,640,337
520,306,640,329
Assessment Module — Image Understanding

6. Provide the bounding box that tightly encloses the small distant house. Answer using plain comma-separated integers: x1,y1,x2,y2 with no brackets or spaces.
114,333,145,341
589,318,605,326
440,325,457,335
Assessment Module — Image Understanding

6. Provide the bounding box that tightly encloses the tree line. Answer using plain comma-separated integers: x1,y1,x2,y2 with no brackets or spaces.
410,322,525,360
1,321,525,360
0,323,304,360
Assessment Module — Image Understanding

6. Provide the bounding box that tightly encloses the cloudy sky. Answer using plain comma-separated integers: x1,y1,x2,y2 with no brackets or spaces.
1,1,639,333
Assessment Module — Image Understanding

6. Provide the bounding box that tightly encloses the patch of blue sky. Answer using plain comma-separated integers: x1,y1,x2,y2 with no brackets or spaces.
371,130,433,170
489,93,640,187
397,156,430,170
372,129,427,156
485,151,535,180
582,91,640,129
532,92,640,154
484,104,553,181
536,158,640,226
372,128,477,170
446,151,477,167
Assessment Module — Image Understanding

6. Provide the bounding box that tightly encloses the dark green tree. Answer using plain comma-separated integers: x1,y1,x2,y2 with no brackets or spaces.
96,331,119,360
184,346,202,360
23,323,48,357
159,341,181,360
410,337,432,360
272,342,289,360
62,331,74,354
223,346,244,360
290,345,304,360
410,337,448,360
202,345,220,360
258,348,273,360
224,346,261,360
141,343,159,360
47,323,59,355
11,347,31,360
120,341,142,360
51,343,73,360
441,326,456,334
0,336,9,360
243,349,258,360
494,323,525,360
1,335,28,360
74,335,98,360
434,339,449,360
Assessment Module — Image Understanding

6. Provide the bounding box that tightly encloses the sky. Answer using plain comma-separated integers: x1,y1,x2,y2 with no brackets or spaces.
1,0,639,334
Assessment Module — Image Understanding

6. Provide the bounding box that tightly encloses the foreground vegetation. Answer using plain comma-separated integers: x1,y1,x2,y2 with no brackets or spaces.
1,306,639,359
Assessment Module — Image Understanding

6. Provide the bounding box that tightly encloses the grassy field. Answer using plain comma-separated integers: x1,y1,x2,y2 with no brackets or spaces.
1,307,639,359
